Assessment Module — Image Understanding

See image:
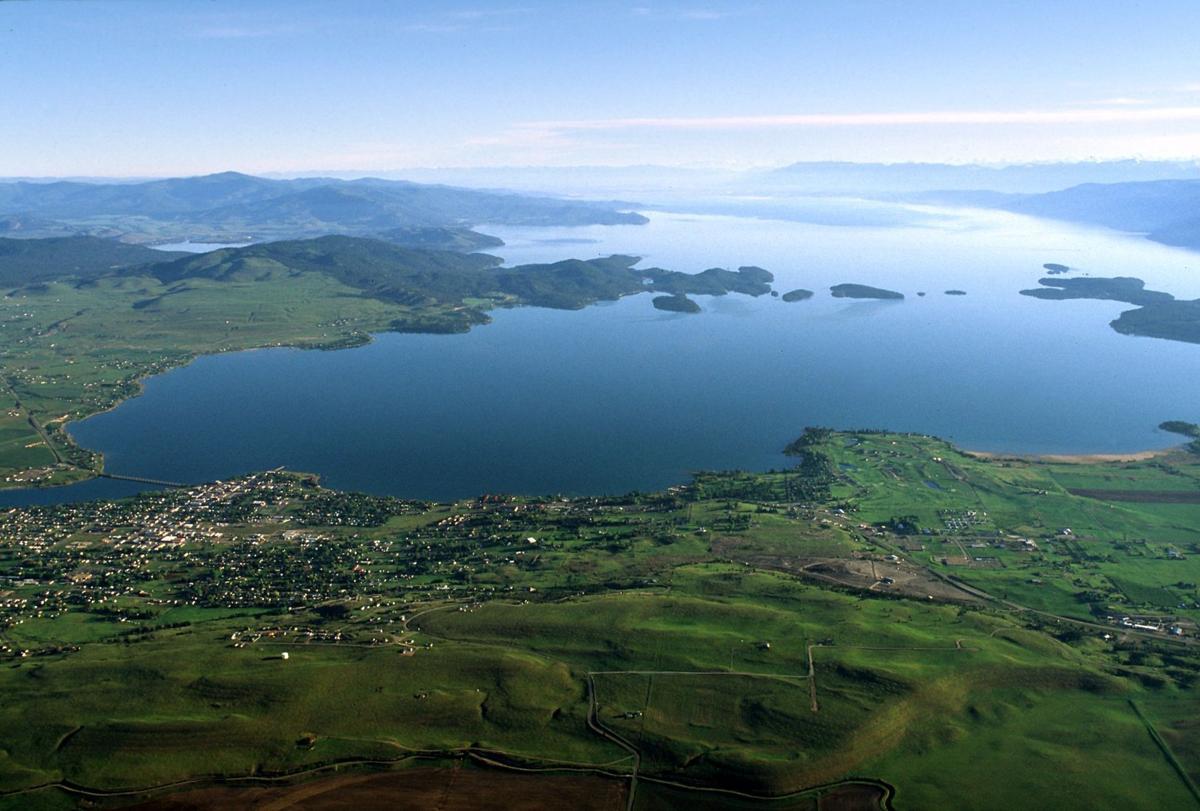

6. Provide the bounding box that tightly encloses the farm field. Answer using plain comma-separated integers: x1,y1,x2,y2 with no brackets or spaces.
2,430,1200,807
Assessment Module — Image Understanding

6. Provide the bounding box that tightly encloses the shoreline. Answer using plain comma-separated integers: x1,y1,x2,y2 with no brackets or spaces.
0,282,721,497
4,421,1190,507
1,331,384,495
963,445,1182,464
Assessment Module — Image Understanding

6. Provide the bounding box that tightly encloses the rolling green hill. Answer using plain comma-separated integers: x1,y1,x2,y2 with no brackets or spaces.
139,236,506,306
373,225,504,252
136,238,774,312
3,430,1200,809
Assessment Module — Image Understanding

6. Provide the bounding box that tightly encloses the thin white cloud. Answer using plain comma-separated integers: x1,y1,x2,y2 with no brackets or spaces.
448,8,534,20
193,23,306,39
464,129,572,149
399,23,465,33
398,7,534,33
515,107,1200,133
1071,97,1152,107
630,6,735,21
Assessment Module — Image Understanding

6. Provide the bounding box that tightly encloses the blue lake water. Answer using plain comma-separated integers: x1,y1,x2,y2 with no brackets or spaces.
6,203,1200,506
153,240,252,252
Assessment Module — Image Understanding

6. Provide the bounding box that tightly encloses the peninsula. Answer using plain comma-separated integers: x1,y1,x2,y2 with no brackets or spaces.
1019,276,1175,306
1019,275,1200,345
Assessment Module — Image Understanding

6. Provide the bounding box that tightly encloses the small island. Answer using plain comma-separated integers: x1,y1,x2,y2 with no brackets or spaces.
944,289,967,296
1043,263,1071,274
781,288,814,302
830,283,904,300
652,294,701,313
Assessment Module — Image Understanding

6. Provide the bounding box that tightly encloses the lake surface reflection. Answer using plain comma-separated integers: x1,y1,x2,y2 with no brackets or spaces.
8,204,1200,505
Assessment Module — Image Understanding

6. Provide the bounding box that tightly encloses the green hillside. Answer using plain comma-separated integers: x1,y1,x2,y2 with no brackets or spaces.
374,225,504,252
0,236,184,287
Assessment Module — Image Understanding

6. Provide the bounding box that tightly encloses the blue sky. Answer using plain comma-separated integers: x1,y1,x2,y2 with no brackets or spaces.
3,0,1200,175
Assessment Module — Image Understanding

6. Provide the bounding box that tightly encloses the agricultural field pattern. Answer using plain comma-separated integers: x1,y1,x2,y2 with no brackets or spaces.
3,429,1200,809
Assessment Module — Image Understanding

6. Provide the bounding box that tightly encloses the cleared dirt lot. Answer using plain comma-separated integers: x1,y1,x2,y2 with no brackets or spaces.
712,536,977,603
122,767,628,811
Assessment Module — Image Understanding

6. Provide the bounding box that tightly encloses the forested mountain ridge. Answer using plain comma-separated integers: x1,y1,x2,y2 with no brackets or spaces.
0,171,648,243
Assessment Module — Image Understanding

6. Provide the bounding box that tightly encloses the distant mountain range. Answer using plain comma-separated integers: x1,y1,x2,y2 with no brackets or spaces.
268,160,1200,198
0,171,648,244
920,179,1200,249
994,180,1200,248
760,160,1200,195
4,165,1199,252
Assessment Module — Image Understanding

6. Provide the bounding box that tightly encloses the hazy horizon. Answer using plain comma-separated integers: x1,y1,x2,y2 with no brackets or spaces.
3,156,1200,184
4,0,1200,176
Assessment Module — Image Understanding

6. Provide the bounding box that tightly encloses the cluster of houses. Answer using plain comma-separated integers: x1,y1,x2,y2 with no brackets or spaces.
1105,614,1188,637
